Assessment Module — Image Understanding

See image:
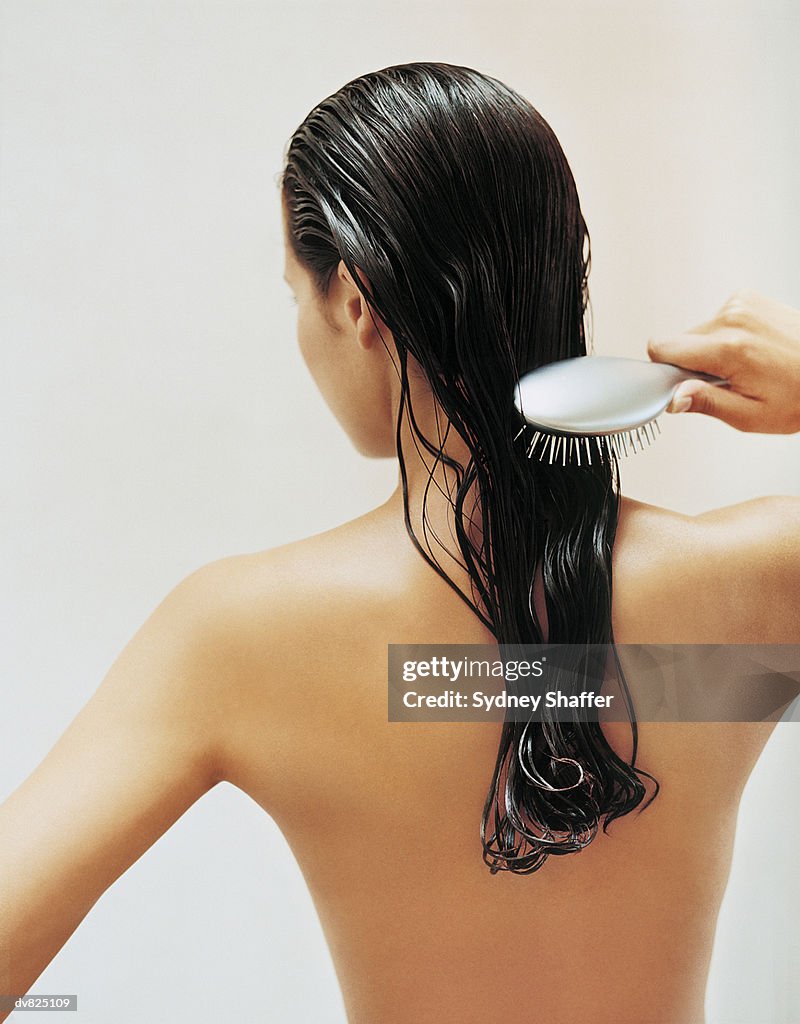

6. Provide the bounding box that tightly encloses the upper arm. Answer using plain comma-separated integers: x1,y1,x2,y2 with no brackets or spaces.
0,557,248,1005
695,495,800,643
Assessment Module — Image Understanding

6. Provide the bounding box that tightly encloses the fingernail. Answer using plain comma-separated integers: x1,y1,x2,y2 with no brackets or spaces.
669,394,692,414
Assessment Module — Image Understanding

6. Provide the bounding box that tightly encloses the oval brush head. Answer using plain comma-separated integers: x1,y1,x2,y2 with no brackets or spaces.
513,355,730,466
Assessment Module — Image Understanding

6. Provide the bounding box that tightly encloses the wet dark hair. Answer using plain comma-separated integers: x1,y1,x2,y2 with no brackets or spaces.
279,61,658,874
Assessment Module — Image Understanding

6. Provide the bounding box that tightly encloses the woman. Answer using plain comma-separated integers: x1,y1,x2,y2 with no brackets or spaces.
2,62,798,1024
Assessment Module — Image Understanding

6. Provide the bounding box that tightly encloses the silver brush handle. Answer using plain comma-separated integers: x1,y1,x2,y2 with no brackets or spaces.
514,356,730,436
663,364,730,387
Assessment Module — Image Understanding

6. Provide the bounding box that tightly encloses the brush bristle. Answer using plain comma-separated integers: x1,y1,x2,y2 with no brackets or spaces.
513,418,661,465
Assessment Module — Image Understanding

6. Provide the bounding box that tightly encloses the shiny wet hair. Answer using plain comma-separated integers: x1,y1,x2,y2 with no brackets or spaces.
279,61,658,873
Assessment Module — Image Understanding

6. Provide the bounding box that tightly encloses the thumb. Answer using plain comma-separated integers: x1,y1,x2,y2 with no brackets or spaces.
667,380,709,414
667,379,757,431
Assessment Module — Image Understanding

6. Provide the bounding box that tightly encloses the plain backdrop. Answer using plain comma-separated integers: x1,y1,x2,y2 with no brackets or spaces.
1,1,798,1021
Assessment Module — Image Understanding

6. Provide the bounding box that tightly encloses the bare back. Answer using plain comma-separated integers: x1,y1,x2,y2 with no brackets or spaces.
218,494,796,1024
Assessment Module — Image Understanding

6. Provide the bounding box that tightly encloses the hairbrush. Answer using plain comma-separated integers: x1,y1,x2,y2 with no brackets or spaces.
513,355,730,466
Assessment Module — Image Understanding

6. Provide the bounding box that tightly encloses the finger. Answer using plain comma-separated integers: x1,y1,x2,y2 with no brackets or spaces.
666,379,761,431
646,331,739,379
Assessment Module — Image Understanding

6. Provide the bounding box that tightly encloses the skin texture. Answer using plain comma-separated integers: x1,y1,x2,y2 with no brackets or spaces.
1,241,798,1023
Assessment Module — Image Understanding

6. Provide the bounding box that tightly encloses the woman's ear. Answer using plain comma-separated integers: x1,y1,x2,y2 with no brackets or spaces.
337,259,389,352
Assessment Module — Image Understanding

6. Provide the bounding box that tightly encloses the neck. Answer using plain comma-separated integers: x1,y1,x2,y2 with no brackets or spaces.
381,375,486,594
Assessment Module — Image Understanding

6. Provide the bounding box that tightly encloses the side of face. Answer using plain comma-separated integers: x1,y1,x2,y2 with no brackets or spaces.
282,210,398,458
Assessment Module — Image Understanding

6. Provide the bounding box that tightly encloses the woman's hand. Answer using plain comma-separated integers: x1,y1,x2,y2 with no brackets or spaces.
646,289,800,434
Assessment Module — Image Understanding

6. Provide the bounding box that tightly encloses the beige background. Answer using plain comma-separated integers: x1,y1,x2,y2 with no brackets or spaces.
1,1,798,1021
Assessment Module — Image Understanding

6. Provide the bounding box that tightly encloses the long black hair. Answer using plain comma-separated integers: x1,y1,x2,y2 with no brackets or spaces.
279,61,658,874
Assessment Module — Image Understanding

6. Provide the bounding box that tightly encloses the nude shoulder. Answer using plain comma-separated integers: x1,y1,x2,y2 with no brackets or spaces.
612,493,800,643
197,509,404,643
198,491,799,655
187,495,797,792
229,508,411,627
187,515,416,794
